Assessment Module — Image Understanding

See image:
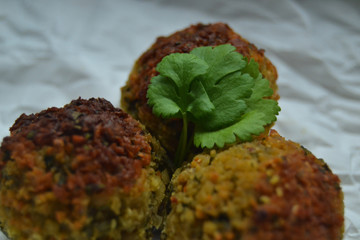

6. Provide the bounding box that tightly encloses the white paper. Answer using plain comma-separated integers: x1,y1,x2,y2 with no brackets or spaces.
0,0,359,239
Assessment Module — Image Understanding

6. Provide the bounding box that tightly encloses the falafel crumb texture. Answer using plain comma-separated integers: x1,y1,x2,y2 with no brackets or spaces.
163,130,343,240
0,98,168,240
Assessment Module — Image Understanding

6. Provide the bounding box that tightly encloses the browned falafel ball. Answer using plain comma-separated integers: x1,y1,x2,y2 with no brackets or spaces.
121,22,279,157
0,98,169,240
163,130,344,240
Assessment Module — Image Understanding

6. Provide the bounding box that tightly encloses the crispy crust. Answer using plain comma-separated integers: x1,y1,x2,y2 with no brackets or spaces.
163,130,344,240
4,98,151,190
0,98,166,239
121,23,279,156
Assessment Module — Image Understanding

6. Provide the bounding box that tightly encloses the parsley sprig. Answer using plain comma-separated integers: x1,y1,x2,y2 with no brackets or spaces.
147,44,280,167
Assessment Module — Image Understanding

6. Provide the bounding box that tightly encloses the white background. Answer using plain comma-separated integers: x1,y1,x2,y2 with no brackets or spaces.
0,0,359,239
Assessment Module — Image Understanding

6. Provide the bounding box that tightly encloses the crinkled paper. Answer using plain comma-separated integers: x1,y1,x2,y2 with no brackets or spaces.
0,0,359,239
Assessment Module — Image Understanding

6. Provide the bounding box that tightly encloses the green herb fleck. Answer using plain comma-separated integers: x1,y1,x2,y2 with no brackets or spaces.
26,130,36,140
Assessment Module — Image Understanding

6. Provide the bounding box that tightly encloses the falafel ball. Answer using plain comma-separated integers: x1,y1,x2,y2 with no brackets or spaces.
163,130,343,240
0,98,169,240
121,22,279,157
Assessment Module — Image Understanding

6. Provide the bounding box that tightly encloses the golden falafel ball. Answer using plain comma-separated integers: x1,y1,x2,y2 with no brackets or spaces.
121,23,279,157
0,98,169,240
163,130,343,240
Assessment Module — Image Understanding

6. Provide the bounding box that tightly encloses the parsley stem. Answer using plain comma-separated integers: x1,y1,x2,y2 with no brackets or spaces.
174,113,188,167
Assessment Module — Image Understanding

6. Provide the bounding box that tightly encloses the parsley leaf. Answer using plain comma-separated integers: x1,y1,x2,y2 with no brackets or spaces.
190,45,254,130
147,45,280,166
147,53,214,120
194,70,281,148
